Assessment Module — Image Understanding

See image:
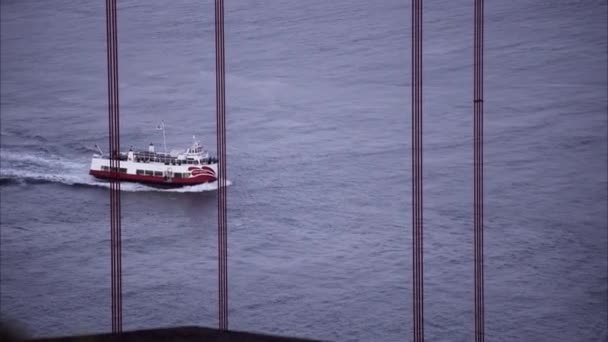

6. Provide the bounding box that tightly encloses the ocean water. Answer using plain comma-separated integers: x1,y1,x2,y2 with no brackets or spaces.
1,0,606,341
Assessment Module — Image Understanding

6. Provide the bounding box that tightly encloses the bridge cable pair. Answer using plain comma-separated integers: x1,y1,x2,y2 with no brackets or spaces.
411,1,484,341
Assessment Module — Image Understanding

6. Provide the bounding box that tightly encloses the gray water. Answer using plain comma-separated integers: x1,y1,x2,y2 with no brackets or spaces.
1,0,607,341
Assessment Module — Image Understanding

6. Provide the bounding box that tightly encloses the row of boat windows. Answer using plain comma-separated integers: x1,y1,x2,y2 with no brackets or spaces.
101,166,127,173
111,154,217,165
102,166,190,178
135,170,190,178
135,158,205,165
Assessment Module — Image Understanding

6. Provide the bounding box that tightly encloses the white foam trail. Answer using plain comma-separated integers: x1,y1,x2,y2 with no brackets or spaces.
0,150,82,169
162,180,232,193
79,179,232,192
0,150,231,193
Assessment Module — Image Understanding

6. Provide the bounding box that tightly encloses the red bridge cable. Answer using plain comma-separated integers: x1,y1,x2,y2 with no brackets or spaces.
105,0,122,333
474,0,484,340
412,0,420,342
220,0,226,328
221,0,228,328
215,0,228,331
106,0,115,332
114,0,122,329
418,0,424,340
480,2,485,337
474,0,477,337
112,0,117,331
112,0,121,330
223,0,228,329
414,0,418,340
221,0,225,329
411,0,424,341
474,0,479,339
113,0,119,330
104,0,113,332
213,0,222,330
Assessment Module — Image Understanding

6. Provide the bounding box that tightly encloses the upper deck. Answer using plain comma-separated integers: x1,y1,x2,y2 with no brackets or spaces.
94,140,218,166
96,151,218,165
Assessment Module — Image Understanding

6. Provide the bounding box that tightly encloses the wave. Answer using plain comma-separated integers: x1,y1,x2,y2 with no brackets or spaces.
0,128,47,143
64,142,102,154
0,150,230,193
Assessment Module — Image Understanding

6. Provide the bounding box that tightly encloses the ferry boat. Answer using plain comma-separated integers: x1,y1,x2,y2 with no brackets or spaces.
89,131,218,187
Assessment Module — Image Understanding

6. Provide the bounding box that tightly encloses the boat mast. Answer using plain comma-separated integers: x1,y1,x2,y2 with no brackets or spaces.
158,121,168,153
95,144,104,156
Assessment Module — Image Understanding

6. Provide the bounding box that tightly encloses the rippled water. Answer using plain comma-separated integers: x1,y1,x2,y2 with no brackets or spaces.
1,0,606,341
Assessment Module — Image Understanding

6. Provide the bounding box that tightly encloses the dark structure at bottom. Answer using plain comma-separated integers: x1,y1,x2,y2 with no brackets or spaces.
2,326,320,342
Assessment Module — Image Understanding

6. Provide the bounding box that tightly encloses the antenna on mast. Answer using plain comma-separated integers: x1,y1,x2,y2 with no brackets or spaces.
95,144,104,156
156,121,167,153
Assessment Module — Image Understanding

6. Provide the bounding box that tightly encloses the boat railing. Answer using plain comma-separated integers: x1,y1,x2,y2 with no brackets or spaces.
94,151,218,165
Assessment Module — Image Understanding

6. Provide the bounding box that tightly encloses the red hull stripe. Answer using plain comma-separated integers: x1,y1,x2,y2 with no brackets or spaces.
191,171,215,177
188,166,216,174
90,170,216,185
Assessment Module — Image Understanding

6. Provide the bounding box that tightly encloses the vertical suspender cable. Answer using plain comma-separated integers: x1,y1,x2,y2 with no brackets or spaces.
113,0,123,329
473,0,484,341
113,0,122,330
214,0,222,329
419,0,424,338
221,0,228,328
412,0,417,338
106,0,115,332
104,0,114,332
412,1,424,341
215,0,228,331
105,0,122,333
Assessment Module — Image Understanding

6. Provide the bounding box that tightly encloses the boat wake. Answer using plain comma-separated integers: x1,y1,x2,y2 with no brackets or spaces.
0,150,230,193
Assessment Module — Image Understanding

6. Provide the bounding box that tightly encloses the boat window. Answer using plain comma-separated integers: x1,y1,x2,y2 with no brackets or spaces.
154,171,163,176
136,170,144,175
174,173,182,178
145,170,154,176
119,168,127,173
